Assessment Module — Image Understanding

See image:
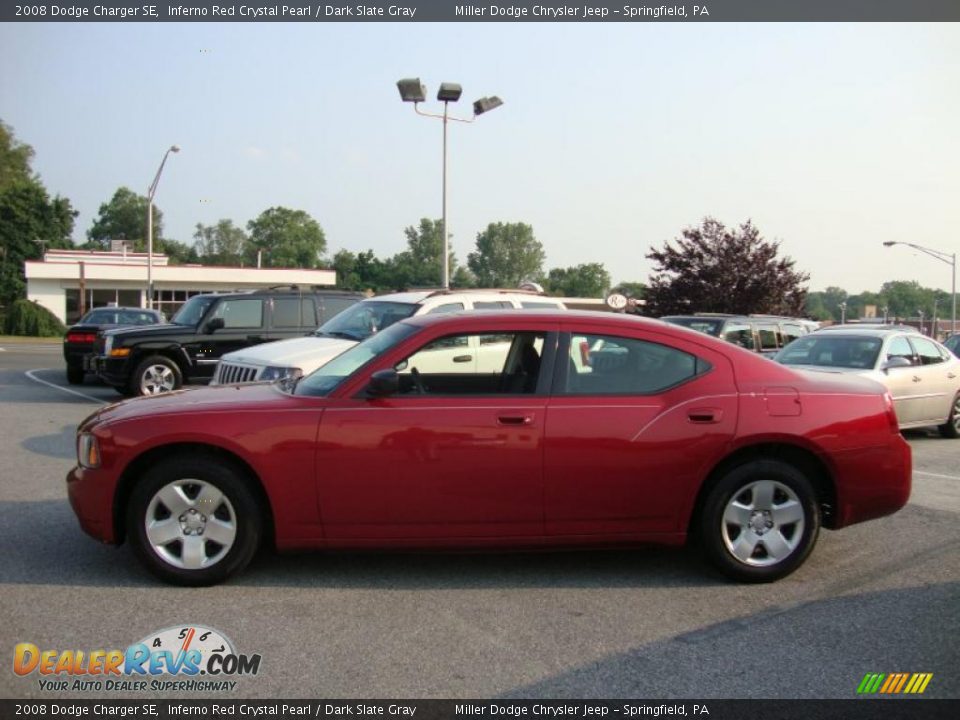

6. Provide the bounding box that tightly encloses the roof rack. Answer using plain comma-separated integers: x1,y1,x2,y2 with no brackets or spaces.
398,287,548,297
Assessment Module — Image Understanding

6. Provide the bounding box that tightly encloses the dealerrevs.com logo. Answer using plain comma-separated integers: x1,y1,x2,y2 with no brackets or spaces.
13,625,261,693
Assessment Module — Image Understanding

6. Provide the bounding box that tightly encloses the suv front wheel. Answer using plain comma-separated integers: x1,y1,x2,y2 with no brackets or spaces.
132,355,183,396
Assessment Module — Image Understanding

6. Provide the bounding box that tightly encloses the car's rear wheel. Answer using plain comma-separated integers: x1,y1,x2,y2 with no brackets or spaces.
66,363,85,385
127,455,261,586
938,392,960,439
700,459,820,583
132,355,182,396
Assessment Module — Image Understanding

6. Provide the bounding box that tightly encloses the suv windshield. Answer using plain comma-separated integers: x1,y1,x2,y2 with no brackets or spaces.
296,321,419,397
777,335,883,369
171,295,218,326
314,301,418,342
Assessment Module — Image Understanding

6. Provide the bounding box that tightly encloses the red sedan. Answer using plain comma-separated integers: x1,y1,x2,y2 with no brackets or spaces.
67,311,911,586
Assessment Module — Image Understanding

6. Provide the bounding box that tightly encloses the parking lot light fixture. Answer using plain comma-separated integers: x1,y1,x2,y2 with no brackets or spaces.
146,145,180,309
397,78,503,289
883,240,956,334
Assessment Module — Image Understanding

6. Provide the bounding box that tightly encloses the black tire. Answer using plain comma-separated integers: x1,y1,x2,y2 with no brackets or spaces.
700,459,820,583
66,363,85,385
126,455,262,586
130,355,183,396
938,393,960,439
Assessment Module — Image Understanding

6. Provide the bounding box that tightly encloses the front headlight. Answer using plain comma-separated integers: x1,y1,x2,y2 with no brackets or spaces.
78,433,101,469
260,366,303,383
103,334,113,355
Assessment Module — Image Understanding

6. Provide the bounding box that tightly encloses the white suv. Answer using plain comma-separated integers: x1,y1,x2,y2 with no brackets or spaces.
211,289,566,386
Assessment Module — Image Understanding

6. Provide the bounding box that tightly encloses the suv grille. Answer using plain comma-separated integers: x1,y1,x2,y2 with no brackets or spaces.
215,362,259,385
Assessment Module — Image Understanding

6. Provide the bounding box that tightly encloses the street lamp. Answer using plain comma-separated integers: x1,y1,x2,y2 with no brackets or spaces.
146,145,180,309
397,78,503,289
883,241,956,335
839,301,847,325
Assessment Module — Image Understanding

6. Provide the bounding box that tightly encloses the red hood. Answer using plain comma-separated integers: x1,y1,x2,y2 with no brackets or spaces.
90,383,312,428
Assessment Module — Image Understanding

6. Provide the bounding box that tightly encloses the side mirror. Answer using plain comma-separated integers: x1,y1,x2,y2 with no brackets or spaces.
882,356,912,372
367,369,399,398
205,317,225,334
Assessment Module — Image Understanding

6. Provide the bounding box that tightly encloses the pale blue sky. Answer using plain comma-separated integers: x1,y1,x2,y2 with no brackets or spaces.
1,22,958,292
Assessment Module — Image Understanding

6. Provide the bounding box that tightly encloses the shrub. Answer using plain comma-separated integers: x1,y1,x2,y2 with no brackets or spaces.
3,299,66,337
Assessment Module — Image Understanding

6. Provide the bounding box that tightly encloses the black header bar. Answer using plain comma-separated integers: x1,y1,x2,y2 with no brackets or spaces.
4,1,960,23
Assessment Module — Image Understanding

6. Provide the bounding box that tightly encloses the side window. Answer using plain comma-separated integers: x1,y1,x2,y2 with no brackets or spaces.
473,301,514,309
426,303,465,314
521,301,560,309
886,336,915,364
395,332,547,395
721,323,754,350
756,324,780,351
911,337,945,366
272,298,317,328
781,323,804,344
321,297,358,323
564,334,710,395
211,299,264,329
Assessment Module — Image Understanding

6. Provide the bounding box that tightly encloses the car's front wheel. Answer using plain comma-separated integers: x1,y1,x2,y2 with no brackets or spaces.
700,459,820,583
127,455,262,586
938,392,960,439
132,355,182,396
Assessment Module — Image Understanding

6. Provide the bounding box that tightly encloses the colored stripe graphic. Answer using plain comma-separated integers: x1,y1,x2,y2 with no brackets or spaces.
858,673,933,694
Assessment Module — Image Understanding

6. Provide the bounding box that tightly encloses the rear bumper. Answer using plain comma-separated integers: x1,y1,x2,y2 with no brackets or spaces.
831,434,912,529
66,466,118,544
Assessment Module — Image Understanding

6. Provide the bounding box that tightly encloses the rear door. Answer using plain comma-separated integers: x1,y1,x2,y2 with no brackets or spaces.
909,336,958,423
543,324,738,536
269,296,318,340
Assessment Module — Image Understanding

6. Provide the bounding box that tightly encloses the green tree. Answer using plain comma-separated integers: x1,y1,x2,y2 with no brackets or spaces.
193,219,249,266
467,222,546,288
247,206,327,268
392,218,461,288
333,248,395,293
644,218,809,316
613,281,646,300
544,263,611,297
86,187,159,251
0,122,77,306
161,238,199,265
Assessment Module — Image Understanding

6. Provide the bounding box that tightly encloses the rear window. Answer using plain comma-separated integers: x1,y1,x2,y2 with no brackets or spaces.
661,317,723,336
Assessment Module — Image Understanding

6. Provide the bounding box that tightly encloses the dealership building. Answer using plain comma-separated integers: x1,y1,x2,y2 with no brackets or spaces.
25,249,337,324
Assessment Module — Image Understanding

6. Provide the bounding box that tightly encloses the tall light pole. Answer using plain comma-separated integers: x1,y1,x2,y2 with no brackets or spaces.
839,301,847,325
146,145,180,309
397,78,503,289
883,241,956,335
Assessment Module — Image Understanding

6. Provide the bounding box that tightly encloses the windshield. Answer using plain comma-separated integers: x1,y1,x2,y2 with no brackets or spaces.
314,300,418,341
945,335,959,356
777,335,883,369
295,321,419,397
80,308,159,325
171,295,218,326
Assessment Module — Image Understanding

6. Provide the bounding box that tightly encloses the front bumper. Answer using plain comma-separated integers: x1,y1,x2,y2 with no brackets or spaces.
66,465,118,544
93,356,132,388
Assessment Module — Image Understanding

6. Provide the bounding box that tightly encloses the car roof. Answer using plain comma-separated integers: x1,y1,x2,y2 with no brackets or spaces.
812,325,919,337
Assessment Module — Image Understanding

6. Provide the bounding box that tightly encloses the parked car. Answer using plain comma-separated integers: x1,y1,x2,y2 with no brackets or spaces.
63,307,165,385
944,333,960,358
68,310,910,586
660,314,818,356
92,288,362,396
211,288,566,387
775,326,960,437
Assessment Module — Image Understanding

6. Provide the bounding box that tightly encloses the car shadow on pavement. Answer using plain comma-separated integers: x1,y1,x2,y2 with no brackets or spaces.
497,580,960,699
21,425,77,460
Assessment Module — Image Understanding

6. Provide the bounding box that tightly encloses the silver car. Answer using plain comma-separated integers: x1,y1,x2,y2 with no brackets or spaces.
776,326,960,438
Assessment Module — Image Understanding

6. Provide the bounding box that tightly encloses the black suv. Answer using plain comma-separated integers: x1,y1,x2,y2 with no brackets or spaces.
660,314,819,356
93,288,362,396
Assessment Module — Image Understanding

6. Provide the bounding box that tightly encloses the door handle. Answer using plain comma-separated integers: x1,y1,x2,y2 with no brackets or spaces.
498,414,533,426
948,373,957,379
912,376,921,383
453,355,473,363
688,409,722,424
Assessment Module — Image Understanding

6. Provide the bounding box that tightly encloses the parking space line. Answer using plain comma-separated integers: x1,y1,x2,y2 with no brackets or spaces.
915,470,960,482
24,369,108,405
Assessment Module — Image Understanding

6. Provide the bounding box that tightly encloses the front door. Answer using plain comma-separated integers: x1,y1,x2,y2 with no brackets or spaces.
315,327,556,540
